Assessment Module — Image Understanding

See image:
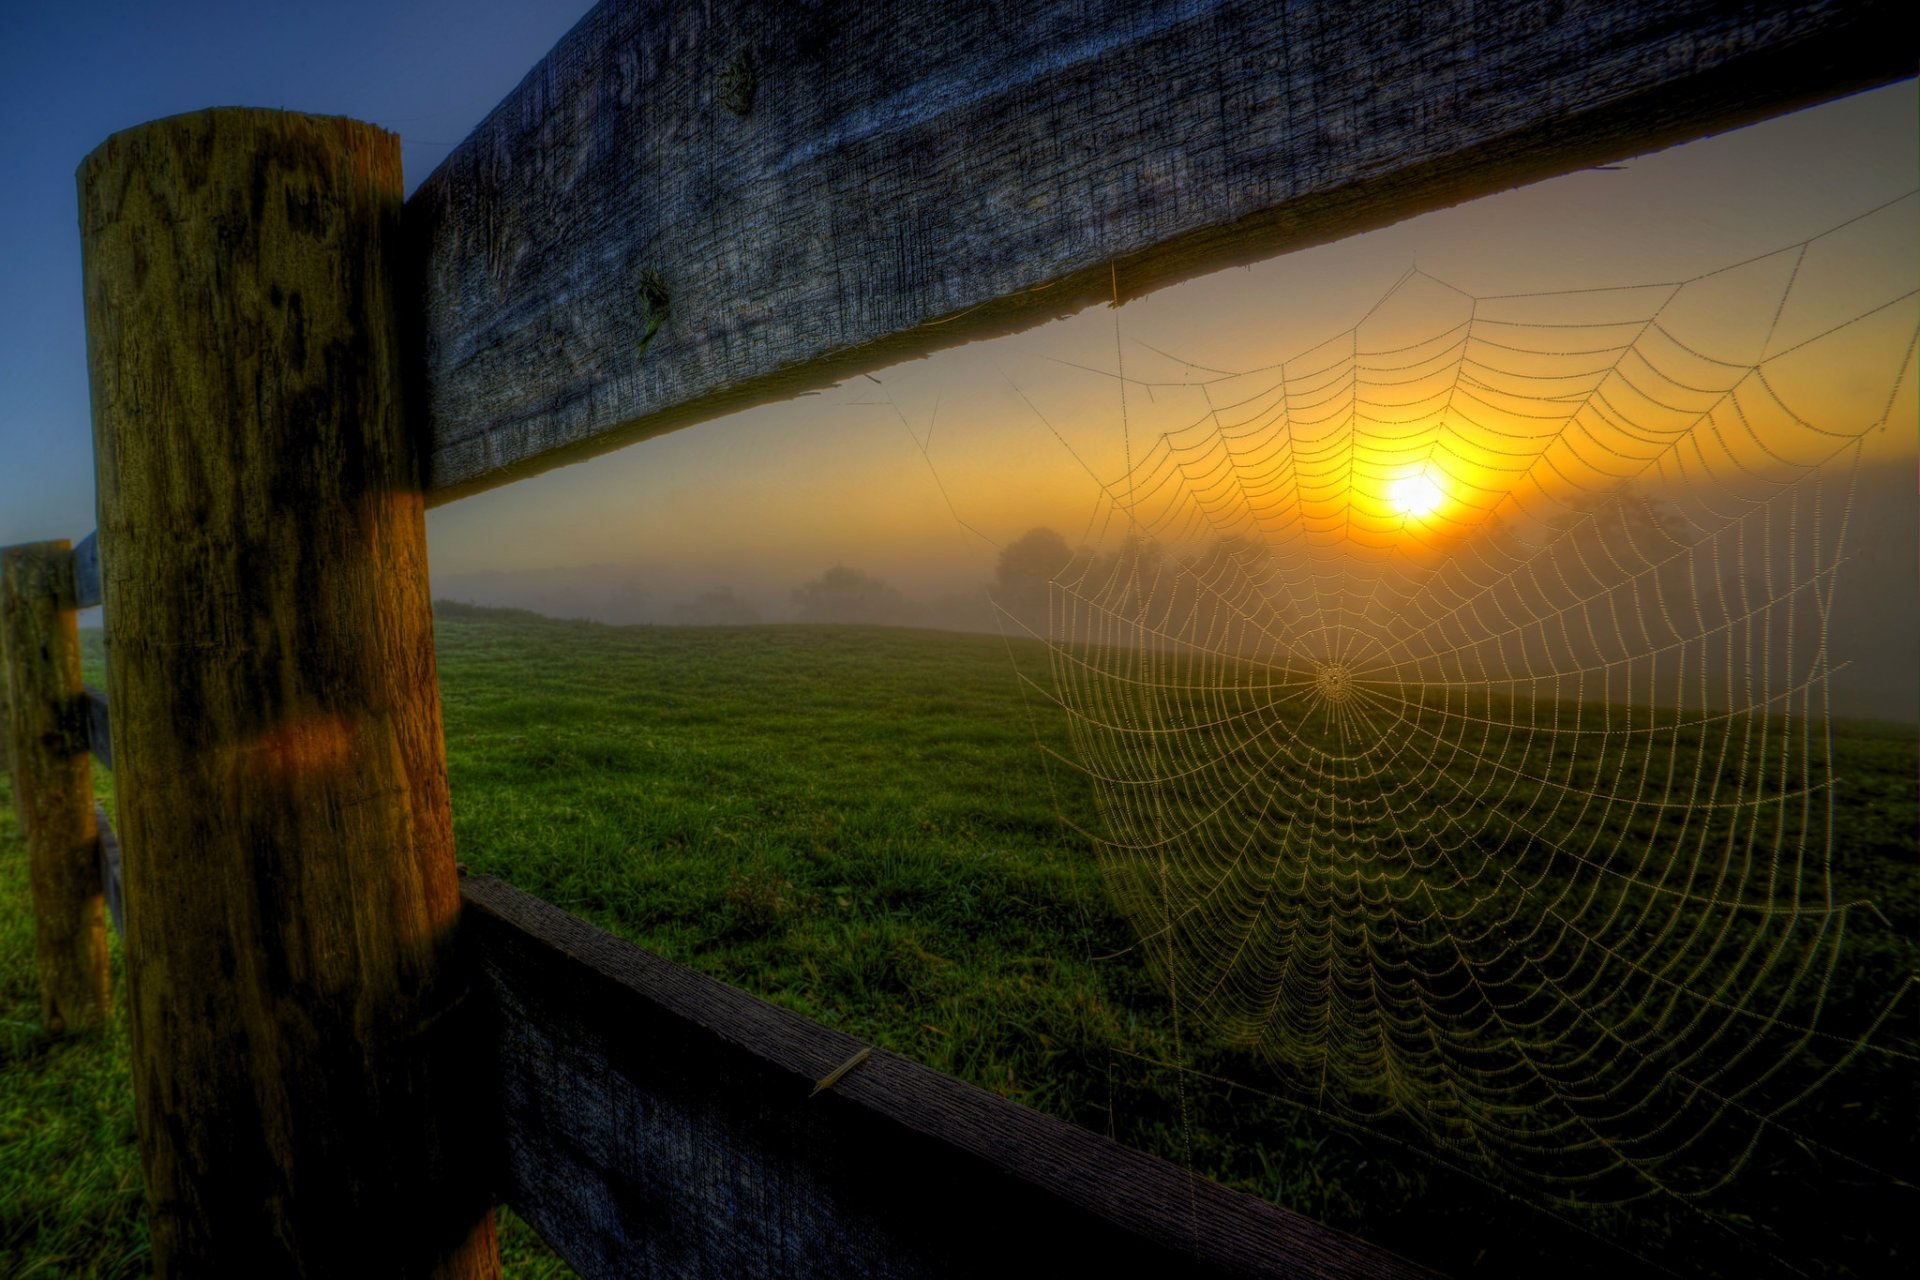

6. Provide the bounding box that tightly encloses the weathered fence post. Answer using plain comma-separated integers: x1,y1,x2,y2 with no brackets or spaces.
79,110,500,1277
0,540,108,1034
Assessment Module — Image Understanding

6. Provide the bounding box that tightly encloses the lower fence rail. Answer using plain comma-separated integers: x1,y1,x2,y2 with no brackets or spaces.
461,876,1436,1280
9,531,1433,1276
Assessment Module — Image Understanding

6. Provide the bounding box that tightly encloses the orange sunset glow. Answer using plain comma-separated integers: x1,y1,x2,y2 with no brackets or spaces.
424,82,1915,718
1387,470,1447,520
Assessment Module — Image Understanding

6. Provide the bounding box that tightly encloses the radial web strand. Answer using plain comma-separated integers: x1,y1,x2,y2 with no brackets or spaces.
1003,196,1920,1204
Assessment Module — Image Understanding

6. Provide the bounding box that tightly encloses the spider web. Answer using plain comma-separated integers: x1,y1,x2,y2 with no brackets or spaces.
1005,195,1920,1203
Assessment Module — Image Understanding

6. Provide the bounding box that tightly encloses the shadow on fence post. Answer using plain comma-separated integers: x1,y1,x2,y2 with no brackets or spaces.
0,539,108,1035
79,109,501,1278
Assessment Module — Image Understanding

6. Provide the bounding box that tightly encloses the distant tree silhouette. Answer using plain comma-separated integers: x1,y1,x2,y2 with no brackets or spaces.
791,566,917,625
1461,482,1702,695
991,526,1075,635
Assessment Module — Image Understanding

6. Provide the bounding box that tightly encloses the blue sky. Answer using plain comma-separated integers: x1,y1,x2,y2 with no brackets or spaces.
0,0,596,548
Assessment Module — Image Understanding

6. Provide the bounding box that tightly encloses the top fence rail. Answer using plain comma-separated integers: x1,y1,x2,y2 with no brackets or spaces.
405,0,1913,503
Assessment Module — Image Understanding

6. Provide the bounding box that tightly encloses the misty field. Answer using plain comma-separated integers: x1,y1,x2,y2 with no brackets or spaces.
2,606,1913,1277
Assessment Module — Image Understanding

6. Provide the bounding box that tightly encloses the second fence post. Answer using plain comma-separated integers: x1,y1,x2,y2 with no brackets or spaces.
79,109,500,1277
0,539,107,1034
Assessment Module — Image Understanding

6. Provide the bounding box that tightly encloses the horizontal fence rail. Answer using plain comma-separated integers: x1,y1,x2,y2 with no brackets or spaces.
408,0,1913,501
10,558,1431,1274
30,3,1918,1266
7,515,1426,1275
463,875,1435,1280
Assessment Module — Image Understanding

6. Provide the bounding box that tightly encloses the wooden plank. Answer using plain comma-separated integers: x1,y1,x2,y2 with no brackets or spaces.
0,541,108,1034
461,874,1437,1280
409,0,1914,501
71,532,101,610
82,686,110,771
95,802,123,941
80,109,501,1278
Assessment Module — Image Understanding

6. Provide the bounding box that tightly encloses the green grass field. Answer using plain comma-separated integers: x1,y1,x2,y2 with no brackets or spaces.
2,606,1913,1276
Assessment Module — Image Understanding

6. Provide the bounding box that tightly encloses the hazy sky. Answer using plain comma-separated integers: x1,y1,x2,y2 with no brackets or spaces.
0,5,1913,637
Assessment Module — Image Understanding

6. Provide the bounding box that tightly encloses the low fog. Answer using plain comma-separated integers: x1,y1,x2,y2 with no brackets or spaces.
429,561,1000,634
430,459,1917,723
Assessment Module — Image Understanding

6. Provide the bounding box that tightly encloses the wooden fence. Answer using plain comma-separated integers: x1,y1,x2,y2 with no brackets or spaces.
3,532,1430,1279
4,0,1911,1275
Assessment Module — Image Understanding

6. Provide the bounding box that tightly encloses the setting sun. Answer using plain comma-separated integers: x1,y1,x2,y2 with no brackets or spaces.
1388,470,1446,519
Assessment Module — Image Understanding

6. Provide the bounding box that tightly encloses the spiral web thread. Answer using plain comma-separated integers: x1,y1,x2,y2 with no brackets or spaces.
1009,196,1919,1203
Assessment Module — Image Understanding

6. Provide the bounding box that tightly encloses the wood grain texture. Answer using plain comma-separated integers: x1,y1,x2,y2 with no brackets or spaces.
409,0,1915,500
462,875,1437,1280
0,540,108,1034
80,109,500,1279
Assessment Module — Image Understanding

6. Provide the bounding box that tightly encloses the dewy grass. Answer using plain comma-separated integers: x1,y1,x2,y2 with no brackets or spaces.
0,633,561,1277
0,610,1911,1277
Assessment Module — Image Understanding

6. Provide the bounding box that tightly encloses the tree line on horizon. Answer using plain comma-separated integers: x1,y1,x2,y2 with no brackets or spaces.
432,472,1918,723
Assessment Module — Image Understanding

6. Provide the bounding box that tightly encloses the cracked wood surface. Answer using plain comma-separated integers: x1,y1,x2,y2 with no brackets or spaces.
464,874,1440,1279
